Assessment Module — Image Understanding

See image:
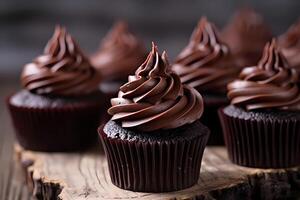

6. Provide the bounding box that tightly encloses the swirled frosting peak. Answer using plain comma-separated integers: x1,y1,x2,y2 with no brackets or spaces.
278,20,300,79
21,25,101,96
91,21,147,81
222,7,272,67
108,42,204,131
173,17,239,94
228,39,300,110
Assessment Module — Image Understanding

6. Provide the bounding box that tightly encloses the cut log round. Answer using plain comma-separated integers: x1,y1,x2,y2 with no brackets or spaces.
15,145,300,200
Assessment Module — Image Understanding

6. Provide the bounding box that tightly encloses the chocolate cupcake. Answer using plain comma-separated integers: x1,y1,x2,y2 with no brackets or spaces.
7,26,103,152
222,7,272,67
99,43,210,192
278,19,300,83
90,21,147,97
173,17,240,145
219,39,300,168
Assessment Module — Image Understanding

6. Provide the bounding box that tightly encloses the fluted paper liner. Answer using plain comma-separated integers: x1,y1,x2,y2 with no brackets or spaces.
201,94,229,145
99,127,209,192
219,108,300,168
7,96,103,152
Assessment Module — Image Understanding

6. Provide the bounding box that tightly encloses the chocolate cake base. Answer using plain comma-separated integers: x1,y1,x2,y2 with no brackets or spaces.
7,90,104,152
219,105,300,169
99,120,210,192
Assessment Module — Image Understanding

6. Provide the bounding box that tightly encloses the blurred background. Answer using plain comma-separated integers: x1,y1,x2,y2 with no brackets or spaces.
0,0,300,81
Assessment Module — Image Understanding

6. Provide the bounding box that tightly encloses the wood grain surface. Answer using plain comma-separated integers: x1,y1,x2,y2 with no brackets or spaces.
17,145,300,200
0,83,32,200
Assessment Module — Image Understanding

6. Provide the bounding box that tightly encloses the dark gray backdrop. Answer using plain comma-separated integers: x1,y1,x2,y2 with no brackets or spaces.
1,0,299,80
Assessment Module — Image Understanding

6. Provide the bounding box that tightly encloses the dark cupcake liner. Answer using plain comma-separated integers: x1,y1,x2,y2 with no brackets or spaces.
218,108,300,169
201,103,226,145
202,94,229,145
7,97,103,152
98,127,209,192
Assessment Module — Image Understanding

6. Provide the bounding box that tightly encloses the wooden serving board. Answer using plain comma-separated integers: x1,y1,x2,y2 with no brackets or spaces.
15,145,300,200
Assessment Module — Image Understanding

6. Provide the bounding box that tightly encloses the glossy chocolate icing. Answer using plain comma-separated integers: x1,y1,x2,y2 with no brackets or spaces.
278,19,300,80
173,17,239,94
228,39,300,110
108,43,204,131
222,8,272,67
91,21,147,81
21,26,101,97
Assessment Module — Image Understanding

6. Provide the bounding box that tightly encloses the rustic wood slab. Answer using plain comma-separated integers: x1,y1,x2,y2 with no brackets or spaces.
15,145,300,200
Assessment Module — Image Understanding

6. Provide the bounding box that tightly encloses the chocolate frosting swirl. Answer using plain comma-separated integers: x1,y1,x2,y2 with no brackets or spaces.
91,21,147,81
108,43,204,132
228,39,300,110
21,26,101,97
278,20,300,79
222,8,272,67
173,17,239,94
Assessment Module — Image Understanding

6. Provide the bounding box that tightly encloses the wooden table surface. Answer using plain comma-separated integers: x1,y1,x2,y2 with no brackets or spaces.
0,82,32,200
2,82,300,200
